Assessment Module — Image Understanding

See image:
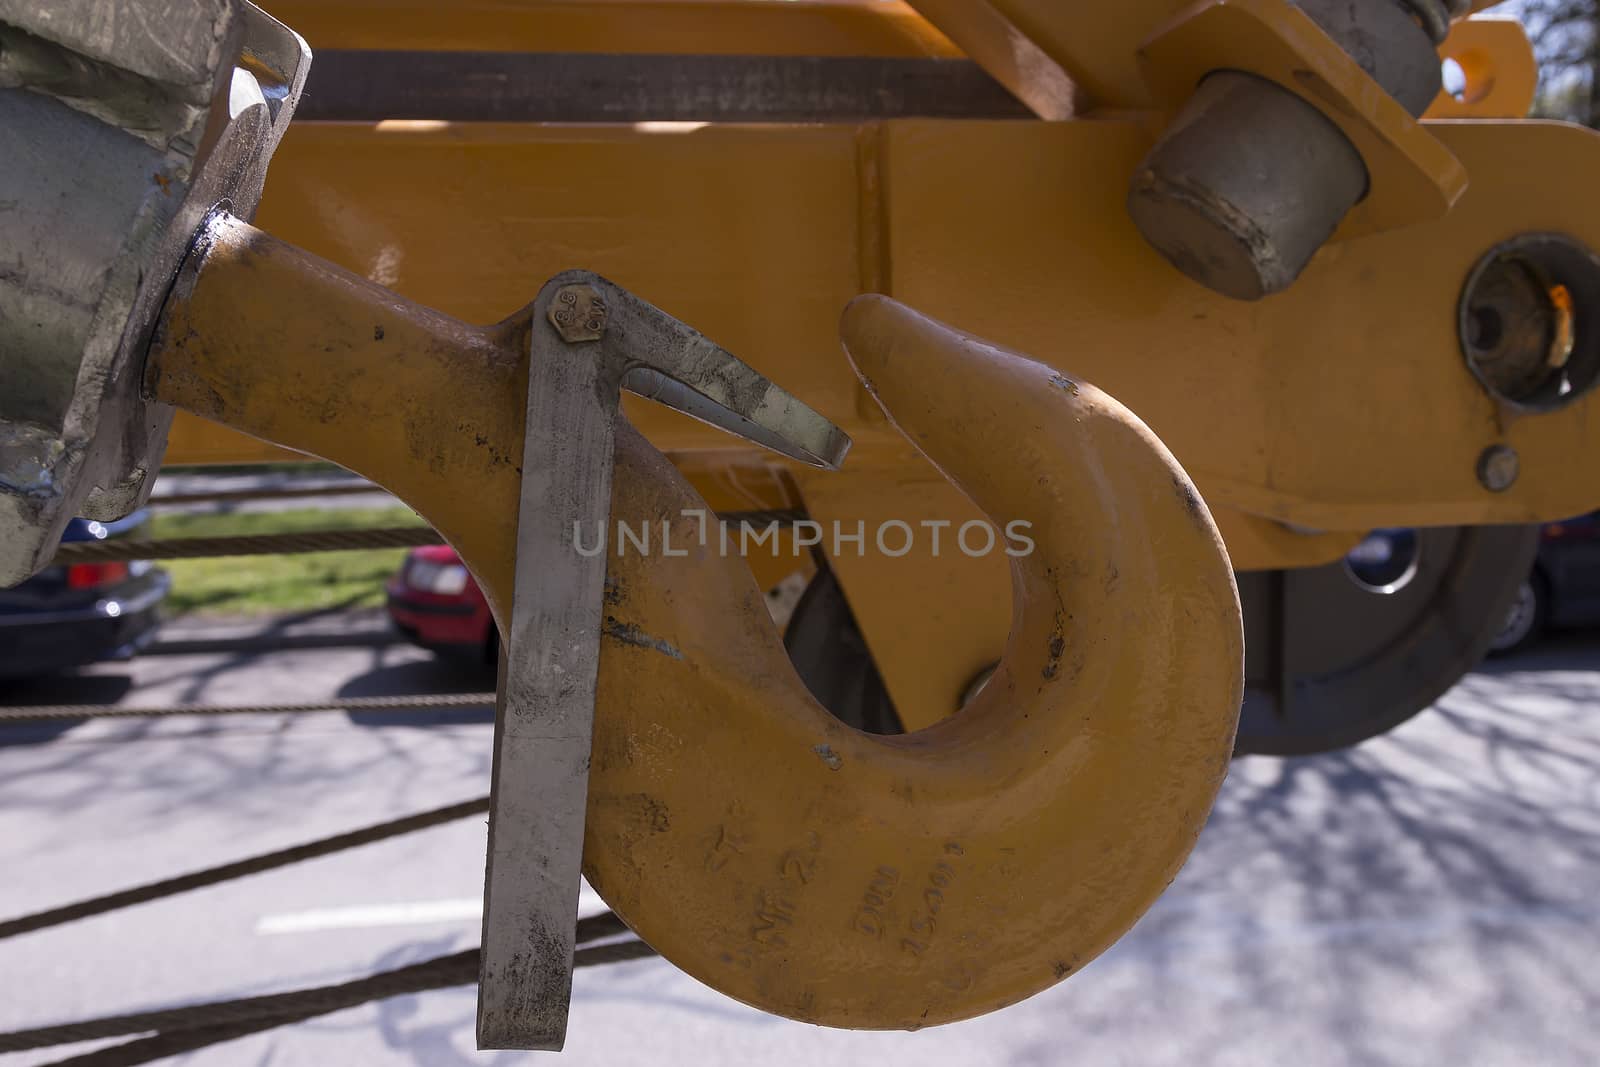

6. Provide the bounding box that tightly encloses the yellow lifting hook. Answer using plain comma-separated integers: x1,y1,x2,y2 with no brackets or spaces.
585,297,1243,1025
146,219,1244,1028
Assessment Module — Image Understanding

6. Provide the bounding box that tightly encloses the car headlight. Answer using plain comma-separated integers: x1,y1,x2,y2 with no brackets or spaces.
408,559,470,596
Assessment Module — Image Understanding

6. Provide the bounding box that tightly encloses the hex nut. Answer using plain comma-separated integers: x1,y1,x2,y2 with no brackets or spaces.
1476,445,1519,493
549,285,609,343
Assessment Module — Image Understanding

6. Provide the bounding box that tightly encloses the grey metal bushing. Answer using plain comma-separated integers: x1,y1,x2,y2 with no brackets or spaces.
1128,0,1449,300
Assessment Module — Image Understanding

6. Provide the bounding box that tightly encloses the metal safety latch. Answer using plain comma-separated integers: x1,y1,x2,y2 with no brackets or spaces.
478,271,850,1050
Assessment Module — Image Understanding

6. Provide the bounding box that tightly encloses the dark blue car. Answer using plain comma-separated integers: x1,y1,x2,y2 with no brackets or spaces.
1346,516,1600,656
0,511,169,679
1491,512,1600,654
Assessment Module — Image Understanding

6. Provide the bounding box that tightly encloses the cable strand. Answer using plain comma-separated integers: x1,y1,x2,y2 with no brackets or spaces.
0,797,490,942
17,935,655,1063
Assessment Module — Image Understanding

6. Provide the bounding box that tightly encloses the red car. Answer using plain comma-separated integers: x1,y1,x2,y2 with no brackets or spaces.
385,545,496,662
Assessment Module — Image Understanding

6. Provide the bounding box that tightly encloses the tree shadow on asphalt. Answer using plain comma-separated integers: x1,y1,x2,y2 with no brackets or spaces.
993,631,1600,1067
6,628,1600,1065
0,595,378,708
0,596,488,746
0,638,498,846
0,673,133,746
226,631,1600,1067
4,583,480,765
337,655,494,728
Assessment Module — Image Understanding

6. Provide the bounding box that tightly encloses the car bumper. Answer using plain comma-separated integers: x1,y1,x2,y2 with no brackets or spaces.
386,587,487,650
0,569,170,678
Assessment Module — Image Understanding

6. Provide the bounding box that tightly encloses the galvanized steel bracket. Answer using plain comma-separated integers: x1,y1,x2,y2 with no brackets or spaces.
478,271,848,1050
0,1,308,586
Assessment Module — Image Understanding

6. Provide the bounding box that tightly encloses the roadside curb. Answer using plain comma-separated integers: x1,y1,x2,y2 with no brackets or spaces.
148,610,401,656
148,630,402,655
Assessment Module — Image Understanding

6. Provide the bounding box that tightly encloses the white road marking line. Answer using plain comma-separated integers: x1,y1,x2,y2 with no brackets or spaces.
256,898,481,934
256,883,611,935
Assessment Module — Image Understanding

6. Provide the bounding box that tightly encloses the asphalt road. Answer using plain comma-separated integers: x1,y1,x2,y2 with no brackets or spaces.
2,634,1598,1066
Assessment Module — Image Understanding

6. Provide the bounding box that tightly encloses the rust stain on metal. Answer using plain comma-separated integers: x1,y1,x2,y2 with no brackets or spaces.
1174,477,1204,523
1042,630,1066,680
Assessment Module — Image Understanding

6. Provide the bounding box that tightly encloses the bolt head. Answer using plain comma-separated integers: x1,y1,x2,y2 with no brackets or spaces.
548,285,608,343
1477,445,1519,493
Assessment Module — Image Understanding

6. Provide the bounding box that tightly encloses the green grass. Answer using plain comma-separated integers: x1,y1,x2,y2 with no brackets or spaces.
147,506,428,617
